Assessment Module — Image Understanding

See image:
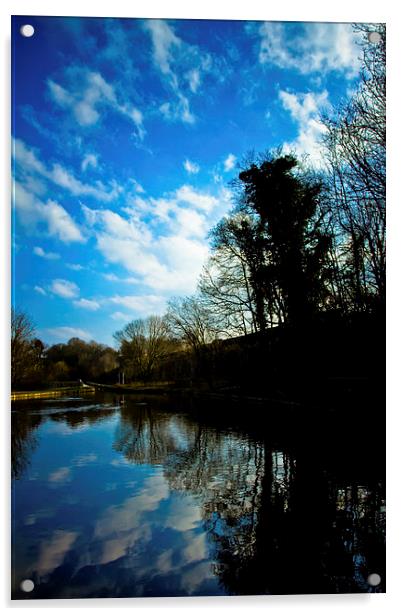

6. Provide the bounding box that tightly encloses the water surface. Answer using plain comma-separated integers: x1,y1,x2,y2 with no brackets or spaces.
11,393,385,598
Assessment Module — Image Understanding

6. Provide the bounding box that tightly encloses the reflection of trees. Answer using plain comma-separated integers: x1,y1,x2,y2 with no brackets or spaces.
49,403,117,429
199,444,298,595
113,402,385,594
325,482,385,592
205,442,384,595
166,432,265,546
13,397,384,595
113,406,186,465
11,411,42,479
11,399,118,479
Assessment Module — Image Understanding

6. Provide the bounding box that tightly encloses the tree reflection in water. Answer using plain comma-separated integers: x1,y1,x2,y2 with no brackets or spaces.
12,398,118,479
113,400,385,594
12,395,385,596
12,411,42,480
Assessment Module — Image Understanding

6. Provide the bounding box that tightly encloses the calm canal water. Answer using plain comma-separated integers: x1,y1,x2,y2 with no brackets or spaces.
11,393,385,599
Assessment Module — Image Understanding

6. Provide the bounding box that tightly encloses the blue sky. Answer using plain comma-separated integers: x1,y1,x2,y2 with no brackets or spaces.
12,16,364,347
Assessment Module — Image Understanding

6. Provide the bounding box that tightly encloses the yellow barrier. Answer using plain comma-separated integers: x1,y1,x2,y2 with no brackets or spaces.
11,386,95,402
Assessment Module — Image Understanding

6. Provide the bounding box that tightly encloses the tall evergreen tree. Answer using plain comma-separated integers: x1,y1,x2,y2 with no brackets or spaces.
235,155,331,325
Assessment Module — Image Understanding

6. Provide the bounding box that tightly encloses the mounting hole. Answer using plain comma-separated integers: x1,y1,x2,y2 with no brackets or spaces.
367,573,381,587
20,579,34,592
20,24,35,38
368,32,382,44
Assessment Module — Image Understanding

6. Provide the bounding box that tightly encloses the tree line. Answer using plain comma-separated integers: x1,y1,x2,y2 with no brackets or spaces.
11,313,119,389
11,24,385,391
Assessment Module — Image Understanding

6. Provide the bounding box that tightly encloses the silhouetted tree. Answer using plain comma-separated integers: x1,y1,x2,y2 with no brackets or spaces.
114,315,176,382
322,23,385,312
212,155,331,327
199,245,257,336
11,308,45,388
45,338,118,382
209,214,276,330
165,296,219,385
166,296,216,350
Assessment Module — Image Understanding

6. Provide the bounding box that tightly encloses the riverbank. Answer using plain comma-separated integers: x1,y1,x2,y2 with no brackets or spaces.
79,379,370,418
11,384,95,401
83,380,176,395
11,367,382,414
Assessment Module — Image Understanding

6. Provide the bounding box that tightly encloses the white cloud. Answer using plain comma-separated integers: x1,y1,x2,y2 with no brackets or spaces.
92,473,169,566
173,208,207,238
103,273,139,284
127,107,143,126
278,89,330,166
165,497,201,532
119,104,146,140
145,19,181,77
48,466,71,484
45,200,86,242
33,246,60,260
48,71,145,139
82,205,172,290
157,235,209,287
14,138,121,203
111,311,131,321
103,273,119,282
257,22,361,78
160,102,172,119
19,174,48,198
67,263,85,271
224,153,236,172
175,185,218,213
13,181,84,243
74,100,99,125
156,549,174,574
82,181,230,296
51,163,120,201
136,190,214,241
181,532,208,564
44,326,92,342
81,153,98,172
97,235,168,286
180,561,215,594
34,530,78,577
144,20,213,125
186,69,201,93
72,453,98,467
12,137,45,178
47,80,73,106
73,298,100,311
183,159,200,174
34,285,47,296
92,474,169,564
50,278,80,299
279,90,329,124
110,294,167,317
130,178,145,194
159,94,195,125
13,137,47,175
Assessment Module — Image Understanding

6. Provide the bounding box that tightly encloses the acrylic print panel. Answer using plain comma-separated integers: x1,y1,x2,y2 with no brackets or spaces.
11,15,386,599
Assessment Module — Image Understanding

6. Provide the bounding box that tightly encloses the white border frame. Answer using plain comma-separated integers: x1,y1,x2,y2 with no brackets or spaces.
2,2,400,615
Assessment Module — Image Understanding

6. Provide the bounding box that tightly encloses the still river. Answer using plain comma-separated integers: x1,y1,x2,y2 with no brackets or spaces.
11,392,385,599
